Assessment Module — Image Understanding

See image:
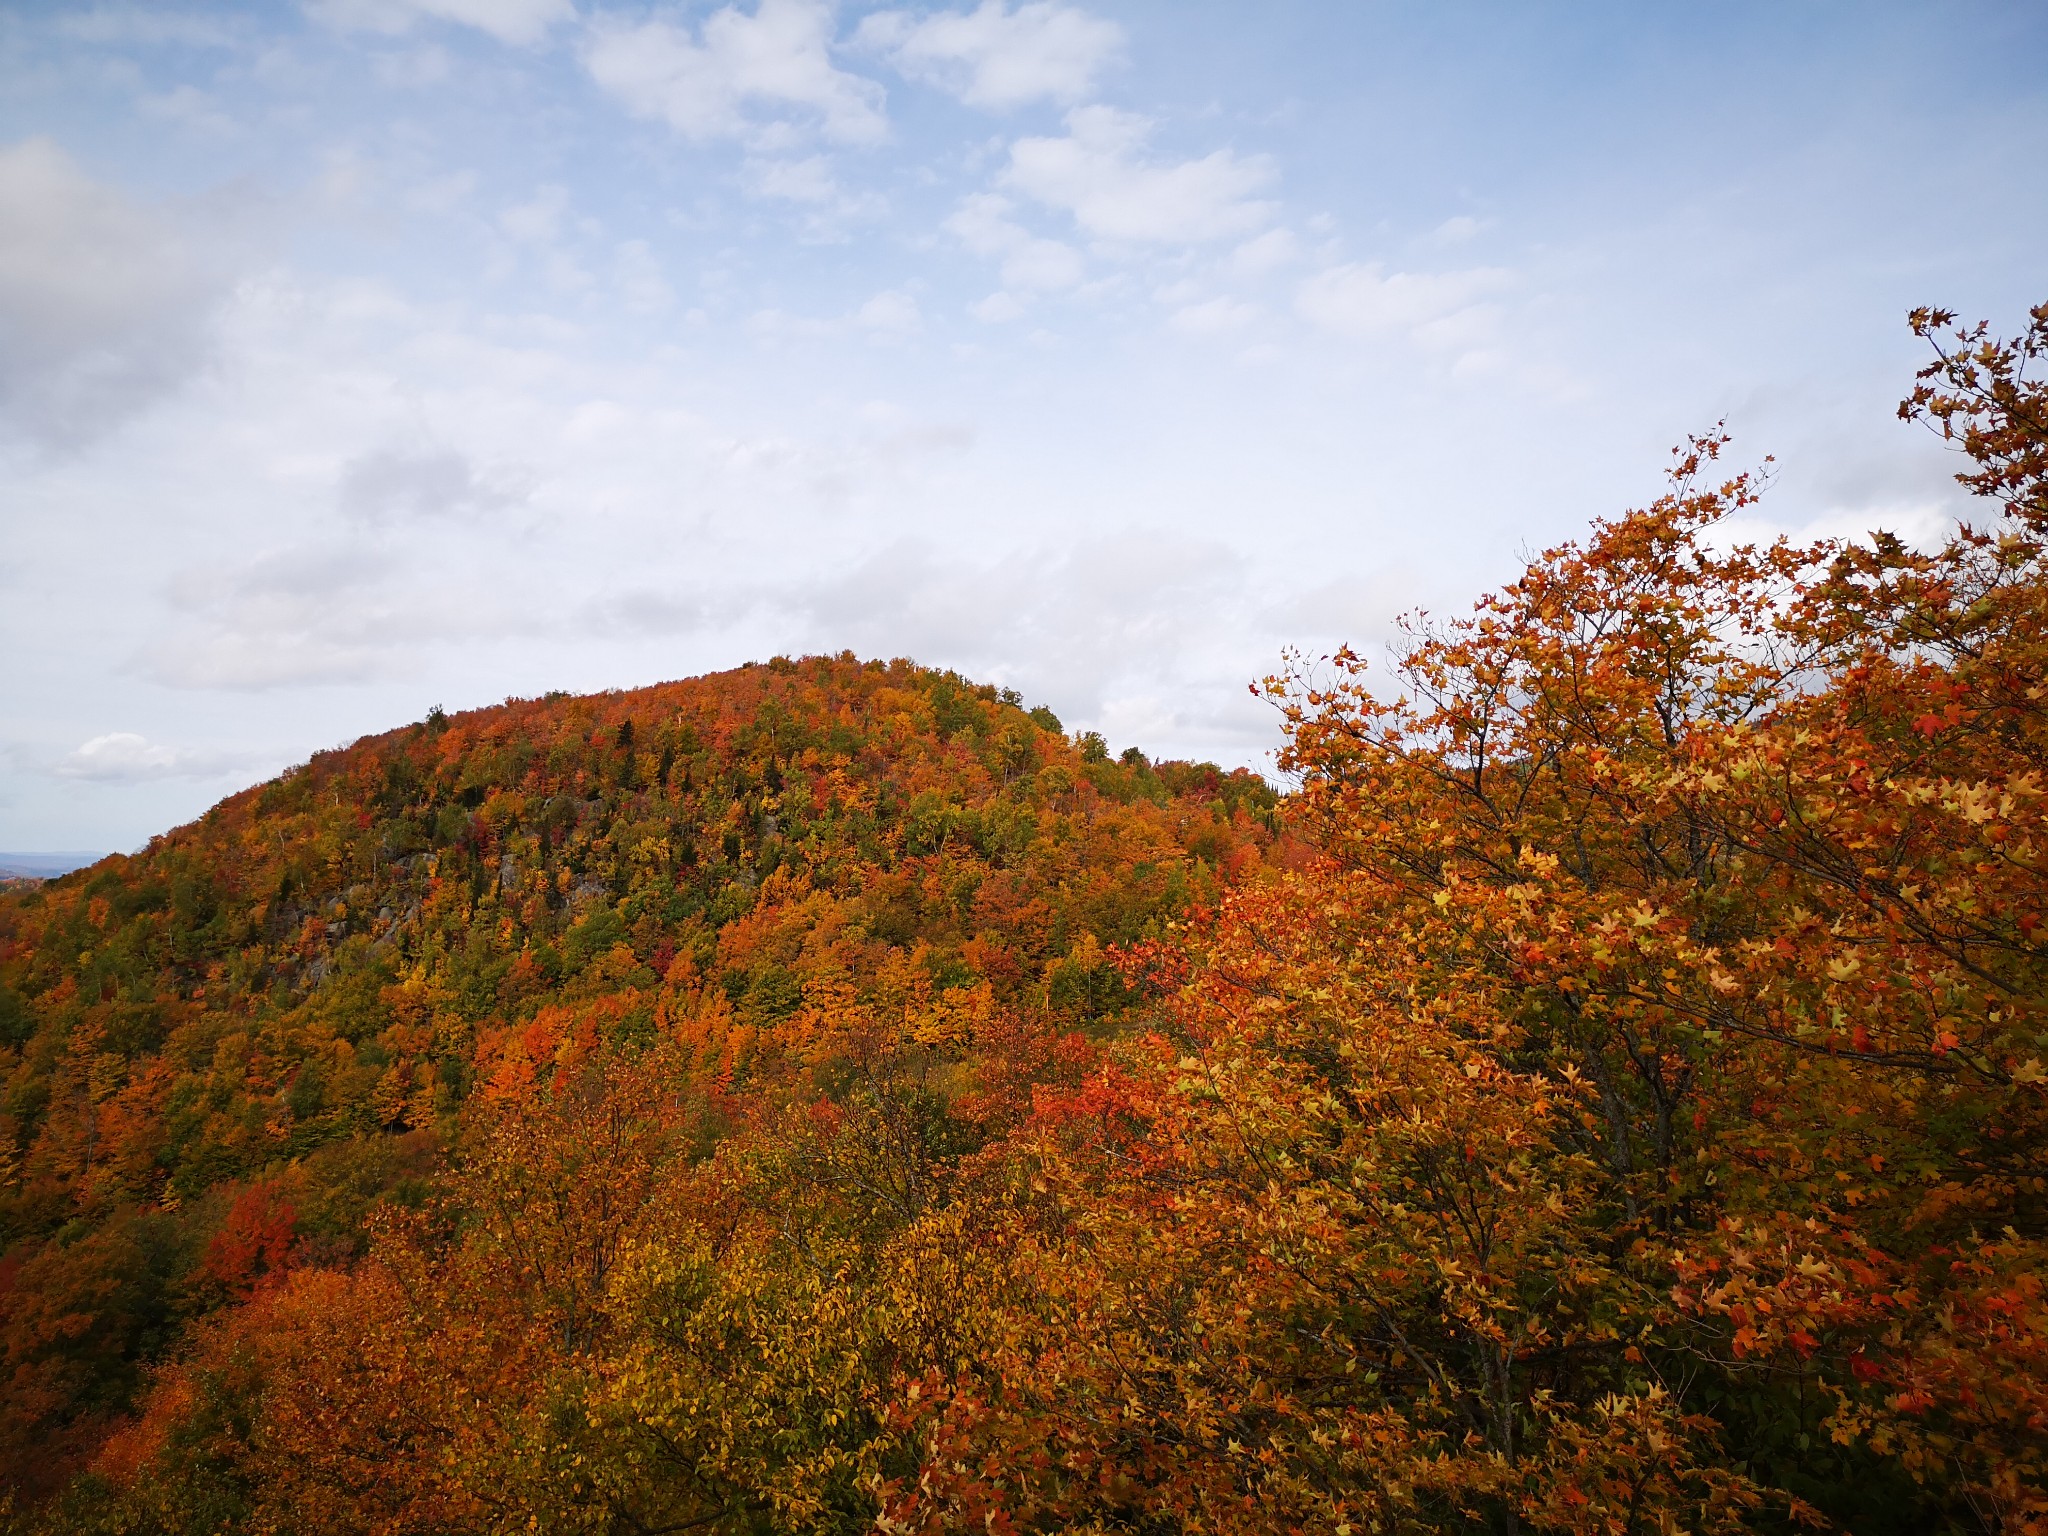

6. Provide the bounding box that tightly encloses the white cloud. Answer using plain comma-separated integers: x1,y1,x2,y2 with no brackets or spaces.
945,192,1020,251
744,154,841,203
148,537,552,690
1169,297,1258,334
58,733,249,783
375,44,454,86
1000,237,1084,290
493,186,600,288
582,0,887,146
403,167,476,214
309,149,378,223
60,733,179,780
138,85,240,136
767,531,1257,732
613,240,674,313
0,138,224,449
581,589,711,638
971,291,1024,322
1267,567,1422,646
1004,106,1275,244
853,289,922,335
149,543,414,689
858,0,1121,109
735,289,923,340
1229,227,1299,276
305,0,573,46
945,192,1084,289
1295,261,1515,343
739,155,890,235
498,183,568,243
338,443,521,522
55,7,244,47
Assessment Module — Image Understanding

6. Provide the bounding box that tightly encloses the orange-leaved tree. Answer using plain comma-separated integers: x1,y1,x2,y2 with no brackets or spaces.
883,305,2048,1536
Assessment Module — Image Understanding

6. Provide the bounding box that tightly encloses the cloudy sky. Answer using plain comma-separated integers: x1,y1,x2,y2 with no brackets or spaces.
2,0,2044,852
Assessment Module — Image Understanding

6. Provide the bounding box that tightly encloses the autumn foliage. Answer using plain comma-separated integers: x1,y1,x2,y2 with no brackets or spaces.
4,301,2047,1534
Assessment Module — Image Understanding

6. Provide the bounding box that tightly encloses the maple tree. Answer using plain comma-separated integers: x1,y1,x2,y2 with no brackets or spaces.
874,304,2048,1535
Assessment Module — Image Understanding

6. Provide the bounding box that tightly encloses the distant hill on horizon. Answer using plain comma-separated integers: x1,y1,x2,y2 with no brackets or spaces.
0,852,107,881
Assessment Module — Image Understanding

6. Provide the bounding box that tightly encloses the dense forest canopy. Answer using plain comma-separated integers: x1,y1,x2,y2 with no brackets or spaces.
0,659,1282,1512
2,300,2046,1534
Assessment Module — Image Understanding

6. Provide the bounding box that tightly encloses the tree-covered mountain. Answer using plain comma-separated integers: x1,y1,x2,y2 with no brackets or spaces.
0,655,1279,1507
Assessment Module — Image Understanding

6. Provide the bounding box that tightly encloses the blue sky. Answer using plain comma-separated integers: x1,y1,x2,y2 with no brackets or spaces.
2,0,2044,851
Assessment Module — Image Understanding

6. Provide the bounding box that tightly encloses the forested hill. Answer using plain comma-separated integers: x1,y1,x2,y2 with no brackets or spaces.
0,654,1279,1498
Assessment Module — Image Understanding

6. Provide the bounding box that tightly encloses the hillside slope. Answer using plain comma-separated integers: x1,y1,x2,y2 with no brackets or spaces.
0,654,1278,1499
